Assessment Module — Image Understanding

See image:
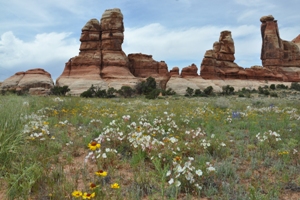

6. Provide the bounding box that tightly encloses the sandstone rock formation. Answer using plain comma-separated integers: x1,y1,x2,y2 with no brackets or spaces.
56,8,169,95
170,67,180,77
200,30,244,79
100,9,134,79
0,68,54,94
181,64,198,77
199,24,299,82
128,53,170,88
260,15,300,81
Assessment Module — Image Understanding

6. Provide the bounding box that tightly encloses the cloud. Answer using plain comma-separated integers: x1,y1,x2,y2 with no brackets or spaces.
0,31,79,80
123,23,262,68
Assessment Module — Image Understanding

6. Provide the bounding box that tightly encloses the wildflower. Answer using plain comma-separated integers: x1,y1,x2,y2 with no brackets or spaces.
166,170,171,176
278,151,289,155
220,142,226,147
95,170,107,177
88,141,101,151
111,183,120,189
195,169,203,176
72,190,82,198
293,149,298,154
173,156,181,162
175,180,181,187
82,192,95,199
89,183,99,190
168,178,174,185
207,166,216,172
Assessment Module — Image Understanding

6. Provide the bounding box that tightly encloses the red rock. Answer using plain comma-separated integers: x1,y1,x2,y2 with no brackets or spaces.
57,8,134,90
170,67,180,77
200,21,300,82
128,53,170,89
181,64,198,77
260,15,300,81
200,31,242,79
0,68,54,93
99,9,134,79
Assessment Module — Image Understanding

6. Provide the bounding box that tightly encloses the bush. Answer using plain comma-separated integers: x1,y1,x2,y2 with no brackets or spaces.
80,85,116,98
94,88,107,98
222,85,235,95
107,87,117,98
270,84,276,90
270,92,278,97
162,88,176,96
118,86,134,98
185,87,194,97
51,86,70,96
146,89,161,99
204,86,213,95
194,89,202,97
135,76,157,95
276,84,288,89
290,82,300,91
80,90,93,98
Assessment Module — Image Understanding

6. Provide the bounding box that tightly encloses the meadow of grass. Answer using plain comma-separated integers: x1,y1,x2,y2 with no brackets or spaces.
0,94,300,200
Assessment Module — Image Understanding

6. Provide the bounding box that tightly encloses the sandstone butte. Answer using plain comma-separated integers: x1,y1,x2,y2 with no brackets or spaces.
0,68,54,95
1,10,299,95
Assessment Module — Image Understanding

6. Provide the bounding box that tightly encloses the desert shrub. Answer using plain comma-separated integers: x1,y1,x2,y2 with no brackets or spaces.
80,85,115,98
107,87,117,98
162,88,176,96
270,84,276,90
238,94,245,97
80,90,93,98
145,89,161,99
118,86,135,98
276,84,288,89
204,86,213,95
264,90,270,96
135,76,157,95
94,88,107,98
185,87,194,97
222,85,235,95
51,86,70,96
194,89,202,97
290,82,300,91
270,92,278,97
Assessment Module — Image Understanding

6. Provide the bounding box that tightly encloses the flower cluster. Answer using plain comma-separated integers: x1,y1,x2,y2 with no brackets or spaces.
22,113,52,140
72,170,120,199
166,157,215,191
256,130,281,142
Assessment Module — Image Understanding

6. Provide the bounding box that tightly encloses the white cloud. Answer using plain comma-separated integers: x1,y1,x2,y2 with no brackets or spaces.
0,31,79,80
0,31,79,67
123,23,262,68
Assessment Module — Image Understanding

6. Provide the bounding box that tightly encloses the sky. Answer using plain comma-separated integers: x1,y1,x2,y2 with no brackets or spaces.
1,0,300,81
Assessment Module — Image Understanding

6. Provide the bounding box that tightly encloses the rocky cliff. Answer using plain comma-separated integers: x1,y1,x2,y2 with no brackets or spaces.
1,11,299,95
56,8,168,95
200,16,300,82
260,15,300,81
0,68,54,95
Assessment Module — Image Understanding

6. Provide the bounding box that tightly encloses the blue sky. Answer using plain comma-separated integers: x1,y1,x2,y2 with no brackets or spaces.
1,0,300,81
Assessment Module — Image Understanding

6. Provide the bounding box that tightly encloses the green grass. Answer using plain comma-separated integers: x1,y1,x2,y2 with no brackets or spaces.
0,94,299,199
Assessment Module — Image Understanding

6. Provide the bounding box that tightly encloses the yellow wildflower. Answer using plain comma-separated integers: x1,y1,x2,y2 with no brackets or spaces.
95,170,107,177
89,183,99,190
72,190,82,198
82,192,95,199
111,183,120,189
173,156,181,162
88,141,101,151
